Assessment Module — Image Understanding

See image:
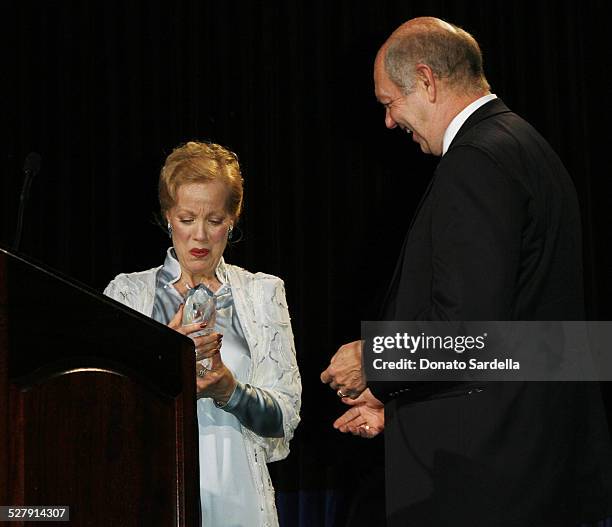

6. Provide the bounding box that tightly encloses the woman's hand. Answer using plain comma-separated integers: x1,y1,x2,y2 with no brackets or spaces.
333,388,384,439
168,304,223,361
168,304,236,405
195,351,237,405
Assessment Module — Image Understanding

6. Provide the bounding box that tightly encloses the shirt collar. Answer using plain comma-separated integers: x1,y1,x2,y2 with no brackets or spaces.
442,93,497,156
162,247,229,286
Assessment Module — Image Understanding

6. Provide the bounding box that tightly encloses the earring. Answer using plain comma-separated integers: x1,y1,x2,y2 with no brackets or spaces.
228,225,234,241
167,222,173,238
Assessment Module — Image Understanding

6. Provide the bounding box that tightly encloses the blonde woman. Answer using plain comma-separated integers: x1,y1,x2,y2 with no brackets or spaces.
105,141,301,526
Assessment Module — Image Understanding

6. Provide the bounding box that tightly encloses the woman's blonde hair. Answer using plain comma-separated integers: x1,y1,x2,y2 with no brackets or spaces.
159,141,244,219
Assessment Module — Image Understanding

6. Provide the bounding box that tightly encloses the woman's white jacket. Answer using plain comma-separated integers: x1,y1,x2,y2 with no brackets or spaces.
104,257,301,527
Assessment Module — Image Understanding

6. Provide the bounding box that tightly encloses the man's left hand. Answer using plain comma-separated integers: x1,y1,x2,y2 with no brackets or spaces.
320,340,366,398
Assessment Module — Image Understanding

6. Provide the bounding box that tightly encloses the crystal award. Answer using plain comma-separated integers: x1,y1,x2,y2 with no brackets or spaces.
182,284,217,371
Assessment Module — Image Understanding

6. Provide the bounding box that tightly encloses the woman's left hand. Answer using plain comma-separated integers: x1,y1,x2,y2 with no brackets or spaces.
196,350,237,405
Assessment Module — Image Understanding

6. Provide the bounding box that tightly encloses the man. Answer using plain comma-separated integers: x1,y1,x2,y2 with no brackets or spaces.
321,17,612,527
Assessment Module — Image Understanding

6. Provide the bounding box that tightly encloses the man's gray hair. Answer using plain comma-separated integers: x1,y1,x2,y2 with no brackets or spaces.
384,21,490,94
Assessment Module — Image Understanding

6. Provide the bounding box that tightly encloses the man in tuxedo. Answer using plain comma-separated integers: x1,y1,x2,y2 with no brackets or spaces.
321,16,612,526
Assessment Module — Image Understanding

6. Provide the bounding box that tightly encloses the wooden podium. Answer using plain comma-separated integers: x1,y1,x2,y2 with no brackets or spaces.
0,248,200,526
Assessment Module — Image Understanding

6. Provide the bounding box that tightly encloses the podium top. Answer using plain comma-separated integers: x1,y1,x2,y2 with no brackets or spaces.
0,246,194,397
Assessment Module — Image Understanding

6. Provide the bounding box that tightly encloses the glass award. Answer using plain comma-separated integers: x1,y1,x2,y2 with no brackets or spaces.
182,284,216,371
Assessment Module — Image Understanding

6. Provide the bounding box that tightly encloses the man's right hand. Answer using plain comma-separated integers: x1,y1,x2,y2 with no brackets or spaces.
333,388,384,439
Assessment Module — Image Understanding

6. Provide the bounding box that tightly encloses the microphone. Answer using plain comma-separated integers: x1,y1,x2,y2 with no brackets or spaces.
13,152,42,252
23,151,42,178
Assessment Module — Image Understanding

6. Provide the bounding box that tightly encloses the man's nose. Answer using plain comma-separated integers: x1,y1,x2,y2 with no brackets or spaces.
385,109,397,129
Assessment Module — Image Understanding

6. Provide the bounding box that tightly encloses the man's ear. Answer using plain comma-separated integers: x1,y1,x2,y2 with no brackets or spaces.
415,63,437,103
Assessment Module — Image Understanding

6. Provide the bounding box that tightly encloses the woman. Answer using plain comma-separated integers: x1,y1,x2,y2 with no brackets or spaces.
104,141,301,526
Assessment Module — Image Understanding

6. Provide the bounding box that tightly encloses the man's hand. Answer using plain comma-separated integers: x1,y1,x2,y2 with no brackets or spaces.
320,340,366,399
334,388,384,439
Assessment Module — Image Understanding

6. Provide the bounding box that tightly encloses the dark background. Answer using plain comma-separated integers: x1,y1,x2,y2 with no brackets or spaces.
3,1,611,525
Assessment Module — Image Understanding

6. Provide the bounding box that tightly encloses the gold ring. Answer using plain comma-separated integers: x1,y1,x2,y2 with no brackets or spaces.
197,367,207,378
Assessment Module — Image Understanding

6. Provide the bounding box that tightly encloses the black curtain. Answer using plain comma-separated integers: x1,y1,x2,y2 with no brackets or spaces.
4,1,611,525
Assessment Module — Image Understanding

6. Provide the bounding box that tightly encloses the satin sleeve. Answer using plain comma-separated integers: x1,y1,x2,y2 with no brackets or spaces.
215,382,284,438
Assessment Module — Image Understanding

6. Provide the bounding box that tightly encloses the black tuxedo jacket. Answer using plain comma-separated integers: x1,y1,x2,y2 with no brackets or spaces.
370,99,612,526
